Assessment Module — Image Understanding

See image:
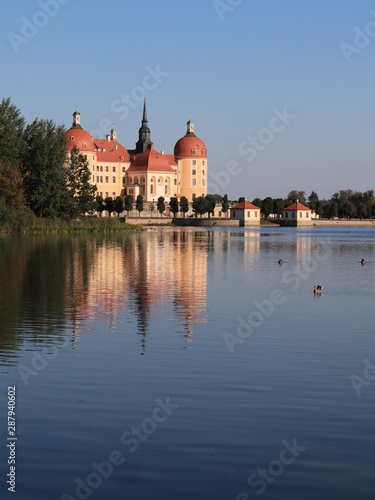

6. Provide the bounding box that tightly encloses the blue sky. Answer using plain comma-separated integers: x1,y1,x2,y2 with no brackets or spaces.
1,0,374,200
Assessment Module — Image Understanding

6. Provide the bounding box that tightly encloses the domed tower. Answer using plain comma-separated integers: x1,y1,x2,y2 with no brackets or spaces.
174,115,207,201
65,107,95,153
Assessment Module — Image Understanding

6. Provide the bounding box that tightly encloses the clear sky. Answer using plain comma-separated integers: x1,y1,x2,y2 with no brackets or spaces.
1,0,374,200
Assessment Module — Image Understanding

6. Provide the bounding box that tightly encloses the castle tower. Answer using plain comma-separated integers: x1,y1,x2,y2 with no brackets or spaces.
111,123,117,142
135,97,152,153
72,105,81,128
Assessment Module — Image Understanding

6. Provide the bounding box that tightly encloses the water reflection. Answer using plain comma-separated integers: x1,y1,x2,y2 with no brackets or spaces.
0,230,211,363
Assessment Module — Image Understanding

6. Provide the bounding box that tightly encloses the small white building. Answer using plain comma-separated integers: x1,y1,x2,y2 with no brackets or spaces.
282,200,312,226
230,199,260,226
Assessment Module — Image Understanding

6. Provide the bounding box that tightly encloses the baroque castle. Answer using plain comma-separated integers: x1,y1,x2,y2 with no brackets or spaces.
65,100,208,202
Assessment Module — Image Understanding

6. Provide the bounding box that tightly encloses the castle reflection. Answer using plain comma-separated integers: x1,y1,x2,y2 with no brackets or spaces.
0,230,211,362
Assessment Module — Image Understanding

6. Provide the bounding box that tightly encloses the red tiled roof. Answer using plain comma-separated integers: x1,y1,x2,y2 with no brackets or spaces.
65,127,94,152
127,144,176,173
93,139,130,162
284,201,311,211
230,201,260,210
174,135,207,158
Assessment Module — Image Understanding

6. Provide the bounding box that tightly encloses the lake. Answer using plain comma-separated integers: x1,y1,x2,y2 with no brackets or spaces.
0,227,374,500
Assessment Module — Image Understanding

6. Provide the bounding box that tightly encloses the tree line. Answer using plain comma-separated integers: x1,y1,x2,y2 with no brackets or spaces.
0,98,97,224
251,189,375,219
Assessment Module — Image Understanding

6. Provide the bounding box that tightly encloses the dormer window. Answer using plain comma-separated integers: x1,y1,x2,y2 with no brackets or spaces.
202,150,205,155
102,147,106,152
121,156,124,161
197,144,200,149
70,136,75,141
192,149,196,155
83,143,87,149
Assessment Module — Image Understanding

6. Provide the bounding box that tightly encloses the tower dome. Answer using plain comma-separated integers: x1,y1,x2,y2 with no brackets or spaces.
174,115,207,158
65,107,94,152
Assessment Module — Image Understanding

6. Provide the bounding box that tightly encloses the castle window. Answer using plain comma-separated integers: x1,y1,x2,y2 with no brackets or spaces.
112,192,116,198
92,175,94,182
122,177,125,184
202,170,205,176
192,179,196,186
192,160,196,165
174,178,177,185
122,167,125,173
202,160,205,165
306,212,309,218
165,185,168,195
105,176,109,183
105,166,109,172
255,212,258,218
97,176,99,182
112,176,116,183
151,185,154,194
299,212,302,218
100,176,103,183
202,179,205,186
192,169,196,176
105,192,108,198
100,166,103,172
112,166,116,172
97,166,99,171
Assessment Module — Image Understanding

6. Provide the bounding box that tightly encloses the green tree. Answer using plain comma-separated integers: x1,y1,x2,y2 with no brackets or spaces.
149,202,155,217
104,197,114,217
262,197,274,219
308,191,319,208
169,197,179,217
205,194,216,218
65,146,97,219
124,195,133,216
193,195,207,218
273,198,284,219
21,118,67,217
286,190,306,205
136,194,144,217
221,194,229,217
157,196,165,217
0,98,25,171
0,160,25,208
115,196,124,217
252,197,262,209
95,195,105,215
179,196,189,218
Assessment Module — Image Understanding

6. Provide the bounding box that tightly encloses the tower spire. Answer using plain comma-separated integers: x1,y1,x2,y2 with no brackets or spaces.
186,114,195,136
135,97,152,153
142,96,148,123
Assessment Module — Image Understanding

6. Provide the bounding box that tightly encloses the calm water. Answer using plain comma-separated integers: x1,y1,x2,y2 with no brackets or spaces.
0,227,374,500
